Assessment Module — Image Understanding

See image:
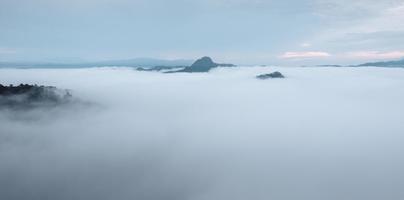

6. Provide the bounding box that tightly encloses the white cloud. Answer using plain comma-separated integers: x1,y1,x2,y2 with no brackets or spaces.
281,51,331,59
300,42,312,47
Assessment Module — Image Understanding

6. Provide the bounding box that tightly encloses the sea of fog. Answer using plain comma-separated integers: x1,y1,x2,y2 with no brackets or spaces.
1,66,404,200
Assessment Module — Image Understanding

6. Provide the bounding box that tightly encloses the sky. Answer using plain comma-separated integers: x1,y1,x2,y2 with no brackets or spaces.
1,0,404,65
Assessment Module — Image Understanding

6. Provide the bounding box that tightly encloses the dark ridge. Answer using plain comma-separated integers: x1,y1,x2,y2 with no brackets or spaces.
136,66,186,72
217,63,237,67
0,84,73,109
256,72,285,79
316,65,343,67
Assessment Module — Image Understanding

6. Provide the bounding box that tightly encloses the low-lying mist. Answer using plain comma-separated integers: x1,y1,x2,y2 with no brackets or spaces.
1,67,404,200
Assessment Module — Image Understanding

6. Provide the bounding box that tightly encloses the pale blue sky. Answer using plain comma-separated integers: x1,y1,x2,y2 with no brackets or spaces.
1,0,404,65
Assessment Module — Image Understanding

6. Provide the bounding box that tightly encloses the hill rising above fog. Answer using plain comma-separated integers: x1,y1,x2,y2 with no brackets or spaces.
0,84,72,109
167,56,236,73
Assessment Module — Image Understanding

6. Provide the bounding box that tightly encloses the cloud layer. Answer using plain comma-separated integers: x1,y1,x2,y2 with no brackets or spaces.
1,67,404,200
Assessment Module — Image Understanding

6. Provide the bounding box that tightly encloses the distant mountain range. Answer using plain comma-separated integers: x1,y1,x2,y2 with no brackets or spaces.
0,58,194,68
357,59,404,67
315,58,404,68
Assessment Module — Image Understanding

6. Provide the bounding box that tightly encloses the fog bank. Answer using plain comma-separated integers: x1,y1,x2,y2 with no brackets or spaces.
1,67,404,200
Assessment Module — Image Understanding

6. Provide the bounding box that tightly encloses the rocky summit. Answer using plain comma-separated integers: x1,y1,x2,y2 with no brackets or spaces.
170,57,218,73
167,56,235,73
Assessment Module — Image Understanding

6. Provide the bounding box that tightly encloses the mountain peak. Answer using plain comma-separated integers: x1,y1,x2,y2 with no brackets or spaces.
165,56,235,73
190,56,218,70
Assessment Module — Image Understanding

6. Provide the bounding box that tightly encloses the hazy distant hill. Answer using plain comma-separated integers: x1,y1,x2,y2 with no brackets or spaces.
0,58,193,68
358,59,404,67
